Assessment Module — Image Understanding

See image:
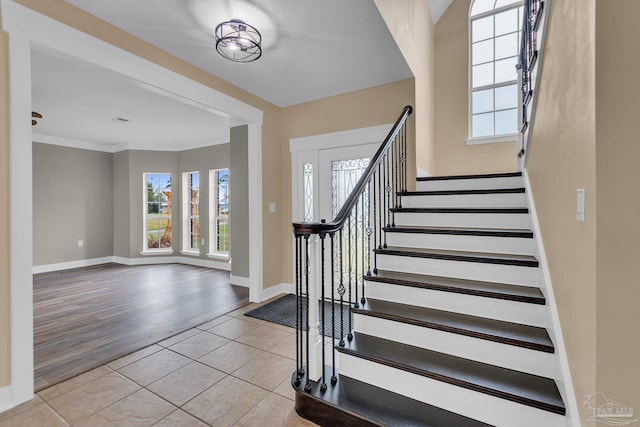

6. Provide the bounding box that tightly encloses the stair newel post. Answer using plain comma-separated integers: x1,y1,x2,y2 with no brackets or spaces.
305,233,323,389
338,228,346,348
294,235,302,385
319,230,327,392
347,215,354,342
353,200,359,309
330,231,337,386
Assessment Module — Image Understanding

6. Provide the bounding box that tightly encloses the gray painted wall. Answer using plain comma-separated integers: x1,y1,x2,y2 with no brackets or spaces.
33,143,113,265
230,126,250,278
112,151,130,258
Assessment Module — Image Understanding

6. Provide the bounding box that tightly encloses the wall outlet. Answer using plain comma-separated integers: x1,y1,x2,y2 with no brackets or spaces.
201,238,205,246
576,189,585,222
77,240,84,247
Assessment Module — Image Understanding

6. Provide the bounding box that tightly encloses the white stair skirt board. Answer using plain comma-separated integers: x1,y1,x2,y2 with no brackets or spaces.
338,355,566,427
353,314,556,378
416,176,524,192
400,192,527,209
393,212,531,229
385,232,535,256
364,281,547,327
376,255,540,287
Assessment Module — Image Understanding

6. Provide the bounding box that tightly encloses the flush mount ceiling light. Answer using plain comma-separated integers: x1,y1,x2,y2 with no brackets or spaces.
215,19,262,63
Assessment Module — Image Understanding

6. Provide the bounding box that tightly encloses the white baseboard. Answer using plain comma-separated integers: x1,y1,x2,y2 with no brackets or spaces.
260,283,294,302
0,386,15,415
523,169,580,427
112,255,231,271
33,255,232,274
230,275,251,287
32,256,115,274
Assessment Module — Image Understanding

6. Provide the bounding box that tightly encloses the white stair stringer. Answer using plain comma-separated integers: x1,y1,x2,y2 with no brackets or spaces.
338,354,566,427
401,192,527,208
364,280,547,327
393,211,531,229
416,175,524,192
385,231,535,255
375,254,541,286
353,313,556,378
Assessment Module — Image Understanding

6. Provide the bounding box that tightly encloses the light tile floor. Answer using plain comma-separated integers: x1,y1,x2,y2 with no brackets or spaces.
0,303,318,427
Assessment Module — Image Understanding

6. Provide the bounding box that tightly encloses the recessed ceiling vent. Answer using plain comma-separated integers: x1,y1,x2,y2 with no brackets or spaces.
111,117,130,123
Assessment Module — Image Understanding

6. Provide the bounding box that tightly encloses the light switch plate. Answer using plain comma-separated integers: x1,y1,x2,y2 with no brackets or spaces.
576,188,585,222
268,202,276,213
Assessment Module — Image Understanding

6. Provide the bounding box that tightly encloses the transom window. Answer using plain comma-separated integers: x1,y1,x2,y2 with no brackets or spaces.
209,169,229,256
470,0,523,139
144,173,172,250
182,171,200,252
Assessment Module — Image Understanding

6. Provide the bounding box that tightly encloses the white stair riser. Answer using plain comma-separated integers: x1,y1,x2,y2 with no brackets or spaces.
376,254,540,286
353,314,556,378
394,212,531,229
401,193,527,208
364,281,547,327
339,355,566,427
385,232,535,256
416,176,524,192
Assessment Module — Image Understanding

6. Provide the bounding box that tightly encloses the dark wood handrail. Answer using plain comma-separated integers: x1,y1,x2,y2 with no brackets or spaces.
292,105,413,236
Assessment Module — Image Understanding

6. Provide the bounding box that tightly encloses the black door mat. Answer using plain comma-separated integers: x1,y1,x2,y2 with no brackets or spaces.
244,294,352,339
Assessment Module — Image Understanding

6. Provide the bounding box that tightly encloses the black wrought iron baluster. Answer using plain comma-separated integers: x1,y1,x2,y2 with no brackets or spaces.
347,215,353,342
394,133,399,210
319,233,327,392
402,123,407,194
330,232,337,386
304,235,311,392
360,192,366,304
378,163,383,249
338,228,345,347
384,150,390,247
353,200,359,309
373,168,378,274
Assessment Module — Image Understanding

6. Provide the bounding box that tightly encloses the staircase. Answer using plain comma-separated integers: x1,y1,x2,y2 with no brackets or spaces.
292,171,568,426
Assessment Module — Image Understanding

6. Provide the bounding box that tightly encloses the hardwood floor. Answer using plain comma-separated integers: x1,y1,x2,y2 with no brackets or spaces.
33,263,249,391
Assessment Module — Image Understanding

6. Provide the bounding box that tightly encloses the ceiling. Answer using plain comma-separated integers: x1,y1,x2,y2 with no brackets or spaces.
32,0,454,151
31,47,230,152
64,0,414,108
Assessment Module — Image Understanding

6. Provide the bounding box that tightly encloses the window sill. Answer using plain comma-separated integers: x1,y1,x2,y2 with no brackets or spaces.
466,134,518,145
180,250,201,257
140,249,174,256
207,253,230,262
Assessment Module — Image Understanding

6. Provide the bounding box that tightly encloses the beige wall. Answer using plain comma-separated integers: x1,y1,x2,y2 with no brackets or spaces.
526,0,597,420
0,5,10,387
595,0,640,414
280,79,415,286
434,0,516,175
374,0,435,175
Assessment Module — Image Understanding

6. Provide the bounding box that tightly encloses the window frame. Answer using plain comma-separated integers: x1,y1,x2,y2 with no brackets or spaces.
142,172,173,254
208,168,230,259
467,0,524,145
181,171,200,255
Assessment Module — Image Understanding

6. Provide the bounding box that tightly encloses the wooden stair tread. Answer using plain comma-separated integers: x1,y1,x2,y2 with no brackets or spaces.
400,187,525,196
383,225,533,238
366,270,545,304
338,333,565,415
392,207,529,214
416,172,522,181
375,246,539,267
293,372,491,427
354,299,553,352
